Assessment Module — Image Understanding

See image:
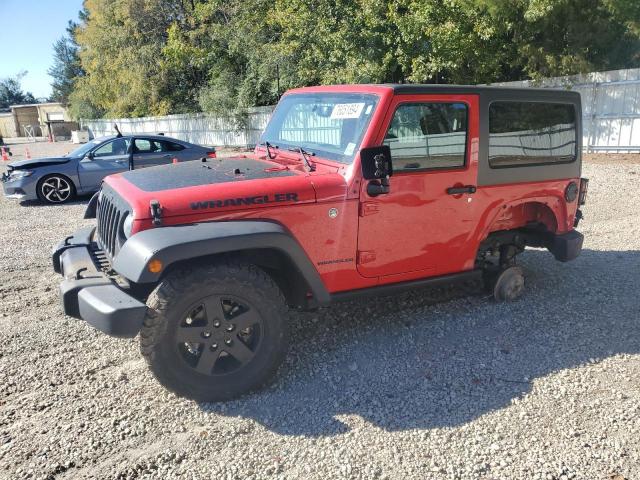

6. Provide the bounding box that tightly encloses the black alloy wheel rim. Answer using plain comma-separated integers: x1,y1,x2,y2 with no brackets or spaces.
176,294,263,376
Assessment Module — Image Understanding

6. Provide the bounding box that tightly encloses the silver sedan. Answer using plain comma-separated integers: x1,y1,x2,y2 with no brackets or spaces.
1,134,216,204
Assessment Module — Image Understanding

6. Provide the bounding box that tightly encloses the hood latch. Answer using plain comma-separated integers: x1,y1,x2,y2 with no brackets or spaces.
150,200,162,226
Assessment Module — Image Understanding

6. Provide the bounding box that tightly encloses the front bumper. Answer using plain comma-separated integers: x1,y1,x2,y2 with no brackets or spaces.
2,173,38,201
52,227,147,338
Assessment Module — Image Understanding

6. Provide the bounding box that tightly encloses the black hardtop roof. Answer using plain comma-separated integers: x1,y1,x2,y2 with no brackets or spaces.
385,83,580,99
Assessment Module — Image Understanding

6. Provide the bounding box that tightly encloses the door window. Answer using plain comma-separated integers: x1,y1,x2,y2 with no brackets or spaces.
383,103,468,171
93,138,130,157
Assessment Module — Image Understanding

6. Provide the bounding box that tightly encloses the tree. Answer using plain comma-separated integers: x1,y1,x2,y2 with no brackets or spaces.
0,72,36,109
49,20,84,104
70,0,199,118
67,0,640,118
477,0,640,80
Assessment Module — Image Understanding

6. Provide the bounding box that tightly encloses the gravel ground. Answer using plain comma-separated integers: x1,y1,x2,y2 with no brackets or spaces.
0,156,639,480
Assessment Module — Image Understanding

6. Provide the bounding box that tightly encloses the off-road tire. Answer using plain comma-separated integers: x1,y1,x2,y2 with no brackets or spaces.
36,174,76,204
140,261,289,402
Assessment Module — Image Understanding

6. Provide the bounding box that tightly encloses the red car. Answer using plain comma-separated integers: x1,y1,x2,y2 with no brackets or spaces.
53,85,587,401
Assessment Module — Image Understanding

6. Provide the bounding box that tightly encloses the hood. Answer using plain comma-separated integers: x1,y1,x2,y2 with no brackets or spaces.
119,156,298,192
105,155,344,220
8,157,71,169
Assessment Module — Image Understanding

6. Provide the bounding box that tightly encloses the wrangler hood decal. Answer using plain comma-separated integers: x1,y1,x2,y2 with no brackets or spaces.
191,193,299,210
107,155,326,219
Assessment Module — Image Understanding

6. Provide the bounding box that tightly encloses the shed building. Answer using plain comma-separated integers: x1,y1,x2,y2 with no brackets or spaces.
0,103,78,140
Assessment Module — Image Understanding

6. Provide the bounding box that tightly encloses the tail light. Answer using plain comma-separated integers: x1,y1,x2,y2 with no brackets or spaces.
207,151,217,159
565,182,578,202
578,178,589,205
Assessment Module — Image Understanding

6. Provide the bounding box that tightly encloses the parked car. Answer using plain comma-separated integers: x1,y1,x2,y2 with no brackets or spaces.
1,134,216,204
53,85,587,401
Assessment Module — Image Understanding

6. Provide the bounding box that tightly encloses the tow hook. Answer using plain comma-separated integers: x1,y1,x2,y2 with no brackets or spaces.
150,200,162,226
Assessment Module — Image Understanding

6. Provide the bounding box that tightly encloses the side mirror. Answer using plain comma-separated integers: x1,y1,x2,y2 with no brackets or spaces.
360,145,393,196
84,151,94,161
361,145,392,180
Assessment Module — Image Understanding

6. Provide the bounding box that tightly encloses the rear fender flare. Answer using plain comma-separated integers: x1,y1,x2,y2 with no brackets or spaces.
478,196,564,241
112,221,330,304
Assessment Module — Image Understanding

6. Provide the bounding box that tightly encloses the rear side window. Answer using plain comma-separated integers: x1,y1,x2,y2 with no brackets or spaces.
134,139,153,153
152,140,185,152
134,139,164,153
165,141,185,151
384,103,468,171
489,102,577,168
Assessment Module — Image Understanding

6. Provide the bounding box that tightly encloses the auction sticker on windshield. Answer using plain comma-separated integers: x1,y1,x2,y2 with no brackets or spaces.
331,103,365,119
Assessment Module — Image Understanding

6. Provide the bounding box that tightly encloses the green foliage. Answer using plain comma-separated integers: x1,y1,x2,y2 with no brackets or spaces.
69,0,197,118
0,72,36,109
49,20,84,104
497,0,640,79
65,0,640,119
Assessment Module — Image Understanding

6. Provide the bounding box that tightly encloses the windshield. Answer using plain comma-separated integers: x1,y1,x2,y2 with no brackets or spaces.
66,138,108,158
261,93,379,164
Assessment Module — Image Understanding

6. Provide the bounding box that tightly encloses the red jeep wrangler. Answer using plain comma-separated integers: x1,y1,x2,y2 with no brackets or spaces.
53,85,587,401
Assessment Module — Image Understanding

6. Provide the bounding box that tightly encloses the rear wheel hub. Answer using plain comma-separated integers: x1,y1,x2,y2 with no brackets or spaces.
493,266,525,302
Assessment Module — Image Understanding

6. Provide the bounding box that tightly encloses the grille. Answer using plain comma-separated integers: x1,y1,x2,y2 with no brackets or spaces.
95,186,129,259
89,243,112,273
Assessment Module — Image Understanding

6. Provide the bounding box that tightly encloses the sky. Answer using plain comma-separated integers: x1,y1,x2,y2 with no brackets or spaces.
0,0,84,100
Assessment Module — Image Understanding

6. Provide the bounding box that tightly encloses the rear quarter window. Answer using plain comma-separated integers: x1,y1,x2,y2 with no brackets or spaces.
489,101,577,168
166,142,185,151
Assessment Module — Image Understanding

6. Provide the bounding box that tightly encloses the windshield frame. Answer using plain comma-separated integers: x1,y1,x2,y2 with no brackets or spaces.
260,92,380,165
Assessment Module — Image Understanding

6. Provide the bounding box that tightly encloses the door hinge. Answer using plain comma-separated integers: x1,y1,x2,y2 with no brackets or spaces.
359,202,380,217
357,250,377,264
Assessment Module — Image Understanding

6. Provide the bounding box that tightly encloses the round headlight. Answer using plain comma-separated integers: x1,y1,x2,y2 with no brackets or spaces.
122,214,135,238
565,182,578,202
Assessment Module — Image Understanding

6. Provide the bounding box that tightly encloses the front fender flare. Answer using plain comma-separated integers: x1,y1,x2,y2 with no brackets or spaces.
112,221,330,304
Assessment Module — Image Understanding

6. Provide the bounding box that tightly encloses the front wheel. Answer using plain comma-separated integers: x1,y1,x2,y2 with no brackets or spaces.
140,261,289,401
37,174,76,204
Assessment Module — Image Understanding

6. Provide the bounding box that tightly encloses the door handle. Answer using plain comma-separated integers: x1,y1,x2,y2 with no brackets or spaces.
447,185,476,195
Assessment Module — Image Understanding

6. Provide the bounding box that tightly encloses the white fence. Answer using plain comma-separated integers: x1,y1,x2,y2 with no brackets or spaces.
82,68,640,152
494,68,640,153
82,106,275,148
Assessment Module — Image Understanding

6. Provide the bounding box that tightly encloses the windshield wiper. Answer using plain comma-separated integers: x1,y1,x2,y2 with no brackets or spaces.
259,141,278,159
287,146,316,172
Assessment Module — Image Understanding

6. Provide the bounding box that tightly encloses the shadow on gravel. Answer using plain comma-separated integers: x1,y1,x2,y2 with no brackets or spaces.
200,248,640,437
18,195,92,208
